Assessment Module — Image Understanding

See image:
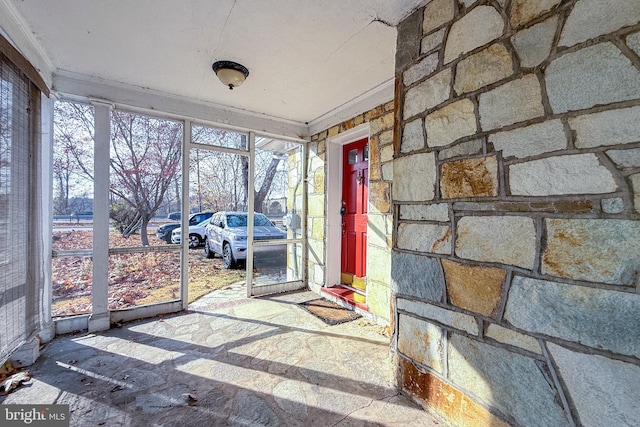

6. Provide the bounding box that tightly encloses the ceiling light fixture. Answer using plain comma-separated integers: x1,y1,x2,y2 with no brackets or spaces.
212,60,249,90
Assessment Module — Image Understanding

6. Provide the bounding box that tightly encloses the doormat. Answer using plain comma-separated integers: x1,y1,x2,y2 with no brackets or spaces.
299,299,361,325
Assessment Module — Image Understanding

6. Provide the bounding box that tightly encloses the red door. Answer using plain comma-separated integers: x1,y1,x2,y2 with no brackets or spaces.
341,139,368,279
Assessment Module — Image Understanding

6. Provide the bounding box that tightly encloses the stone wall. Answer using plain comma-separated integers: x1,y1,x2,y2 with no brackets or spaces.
307,102,395,322
394,1,640,426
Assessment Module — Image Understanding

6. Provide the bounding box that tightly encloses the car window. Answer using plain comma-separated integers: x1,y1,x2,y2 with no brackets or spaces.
254,214,273,226
226,214,247,227
224,213,273,227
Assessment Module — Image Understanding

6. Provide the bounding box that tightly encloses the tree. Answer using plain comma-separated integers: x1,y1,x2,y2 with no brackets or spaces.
52,102,94,215
241,154,281,213
110,111,182,245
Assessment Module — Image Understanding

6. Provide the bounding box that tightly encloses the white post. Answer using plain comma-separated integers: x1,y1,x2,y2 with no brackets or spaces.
246,132,255,297
88,101,111,332
180,121,191,309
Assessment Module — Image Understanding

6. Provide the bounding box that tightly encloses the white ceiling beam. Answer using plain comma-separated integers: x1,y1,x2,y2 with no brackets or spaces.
53,71,310,142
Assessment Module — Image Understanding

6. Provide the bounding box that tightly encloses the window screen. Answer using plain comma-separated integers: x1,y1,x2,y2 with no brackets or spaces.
0,49,43,364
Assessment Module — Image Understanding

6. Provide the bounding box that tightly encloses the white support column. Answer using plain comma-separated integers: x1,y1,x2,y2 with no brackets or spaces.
246,132,255,297
180,121,191,309
39,93,55,343
89,101,111,332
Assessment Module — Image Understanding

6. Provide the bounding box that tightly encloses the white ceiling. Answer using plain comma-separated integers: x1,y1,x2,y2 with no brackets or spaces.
3,0,426,131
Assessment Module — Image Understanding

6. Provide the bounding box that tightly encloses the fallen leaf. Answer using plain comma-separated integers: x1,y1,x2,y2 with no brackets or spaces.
111,385,124,392
68,359,78,365
1,371,31,394
183,393,198,405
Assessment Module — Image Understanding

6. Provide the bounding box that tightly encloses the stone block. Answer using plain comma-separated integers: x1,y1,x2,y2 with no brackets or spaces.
307,194,325,217
404,52,439,86
448,335,570,427
438,138,483,160
426,99,477,147
440,156,498,198
403,69,452,119
381,162,393,181
442,259,506,317
543,218,640,285
397,298,479,335
548,343,640,427
511,16,557,68
607,147,640,169
396,8,423,73
380,144,394,163
570,105,640,149
444,6,505,64
311,217,324,240
368,213,392,249
379,129,394,146
399,203,450,222
489,119,566,159
479,74,545,131
370,181,390,213
545,42,640,114
455,216,536,269
454,43,513,95
400,359,512,427
367,244,391,285
510,0,562,27
509,153,618,196
366,281,390,321
485,324,541,354
398,314,445,373
397,223,451,254
628,31,640,56
313,167,324,192
421,27,446,55
391,252,445,302
505,276,640,358
371,112,394,135
632,174,640,213
423,0,455,34
393,152,437,201
601,197,625,214
560,0,640,47
401,119,425,154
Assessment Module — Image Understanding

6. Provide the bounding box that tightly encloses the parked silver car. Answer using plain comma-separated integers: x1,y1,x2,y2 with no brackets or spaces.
204,212,286,269
171,219,209,248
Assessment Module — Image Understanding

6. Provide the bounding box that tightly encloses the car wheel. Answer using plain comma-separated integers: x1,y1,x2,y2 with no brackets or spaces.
204,239,215,259
188,234,202,248
222,243,236,269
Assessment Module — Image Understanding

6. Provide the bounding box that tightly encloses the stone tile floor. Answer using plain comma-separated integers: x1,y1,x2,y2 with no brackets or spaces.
1,284,443,426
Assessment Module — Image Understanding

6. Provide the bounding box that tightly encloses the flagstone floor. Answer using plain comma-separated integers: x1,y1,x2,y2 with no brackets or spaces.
1,284,443,426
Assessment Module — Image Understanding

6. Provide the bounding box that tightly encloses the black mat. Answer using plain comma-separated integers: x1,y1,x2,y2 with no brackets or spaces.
299,298,361,325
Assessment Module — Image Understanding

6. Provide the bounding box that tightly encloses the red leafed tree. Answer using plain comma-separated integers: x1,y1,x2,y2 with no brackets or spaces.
110,111,182,245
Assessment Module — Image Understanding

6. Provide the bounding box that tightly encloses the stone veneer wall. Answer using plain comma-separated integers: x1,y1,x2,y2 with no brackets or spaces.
394,1,640,426
307,101,395,322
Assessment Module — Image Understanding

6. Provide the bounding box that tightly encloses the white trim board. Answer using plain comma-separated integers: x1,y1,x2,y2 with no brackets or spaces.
325,123,370,289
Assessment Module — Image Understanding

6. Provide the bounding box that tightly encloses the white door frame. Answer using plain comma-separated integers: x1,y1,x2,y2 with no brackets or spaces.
325,123,370,288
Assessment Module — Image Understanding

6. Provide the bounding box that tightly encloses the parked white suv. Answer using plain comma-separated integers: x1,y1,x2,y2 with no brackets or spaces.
171,219,209,248
203,212,286,269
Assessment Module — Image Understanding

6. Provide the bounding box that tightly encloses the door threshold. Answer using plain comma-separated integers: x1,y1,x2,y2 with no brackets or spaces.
321,285,368,311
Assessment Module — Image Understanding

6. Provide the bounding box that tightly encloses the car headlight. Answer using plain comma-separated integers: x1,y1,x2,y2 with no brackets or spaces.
233,235,247,241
